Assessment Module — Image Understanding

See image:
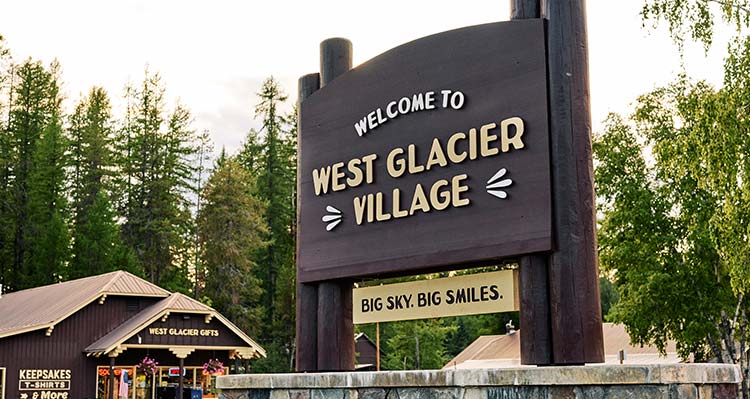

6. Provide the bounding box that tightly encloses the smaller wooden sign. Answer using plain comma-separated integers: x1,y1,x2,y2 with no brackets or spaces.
353,270,518,324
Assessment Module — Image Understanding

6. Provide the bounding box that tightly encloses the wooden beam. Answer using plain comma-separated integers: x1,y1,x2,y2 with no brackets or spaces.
178,357,185,399
542,0,605,364
519,254,552,364
310,38,355,372
317,280,354,370
295,72,321,372
510,0,553,367
511,0,540,19
320,38,352,87
108,356,115,399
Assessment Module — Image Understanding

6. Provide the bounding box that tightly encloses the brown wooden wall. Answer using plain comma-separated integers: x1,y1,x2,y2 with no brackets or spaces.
0,296,160,399
355,337,378,367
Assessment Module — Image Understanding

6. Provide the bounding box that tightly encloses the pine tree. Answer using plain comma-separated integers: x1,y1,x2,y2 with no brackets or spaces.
237,77,298,371
68,87,131,279
0,35,13,293
192,130,213,299
3,59,65,291
198,158,267,337
118,69,197,290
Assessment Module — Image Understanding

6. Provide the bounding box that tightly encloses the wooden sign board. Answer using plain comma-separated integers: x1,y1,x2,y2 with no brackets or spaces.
298,19,551,283
353,270,519,324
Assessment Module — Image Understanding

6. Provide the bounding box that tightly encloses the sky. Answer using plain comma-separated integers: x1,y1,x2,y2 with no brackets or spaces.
0,0,733,157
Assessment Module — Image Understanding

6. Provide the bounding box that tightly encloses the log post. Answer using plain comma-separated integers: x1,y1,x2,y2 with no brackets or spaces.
108,356,115,399
511,0,552,366
316,38,354,371
178,357,184,399
295,72,321,372
542,0,605,364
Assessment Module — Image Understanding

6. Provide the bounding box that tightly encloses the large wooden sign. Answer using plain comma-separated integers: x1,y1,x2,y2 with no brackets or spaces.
299,20,551,282
353,270,519,324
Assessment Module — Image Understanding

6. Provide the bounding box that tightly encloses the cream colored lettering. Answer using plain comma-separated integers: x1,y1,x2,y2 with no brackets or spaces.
346,158,364,187
312,166,331,196
429,179,451,210
375,192,391,221
469,128,478,160
331,162,346,191
410,184,431,215
447,132,467,163
425,138,448,170
480,122,499,157
362,153,378,184
354,195,367,225
387,147,406,178
407,144,425,174
501,117,525,152
392,188,409,218
451,174,470,207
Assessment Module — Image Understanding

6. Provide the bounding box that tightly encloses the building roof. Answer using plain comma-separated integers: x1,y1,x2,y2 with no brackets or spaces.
0,271,169,338
85,292,266,358
443,323,683,369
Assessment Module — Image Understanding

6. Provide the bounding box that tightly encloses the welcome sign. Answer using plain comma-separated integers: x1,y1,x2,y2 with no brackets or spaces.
299,20,551,282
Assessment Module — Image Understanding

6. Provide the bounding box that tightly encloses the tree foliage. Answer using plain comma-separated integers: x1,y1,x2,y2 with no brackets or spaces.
383,319,457,370
642,0,750,49
118,70,198,289
198,158,267,339
595,37,750,396
0,58,67,290
236,77,298,372
68,87,131,279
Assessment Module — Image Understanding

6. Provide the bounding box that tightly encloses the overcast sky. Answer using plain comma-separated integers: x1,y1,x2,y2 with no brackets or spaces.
0,1,732,157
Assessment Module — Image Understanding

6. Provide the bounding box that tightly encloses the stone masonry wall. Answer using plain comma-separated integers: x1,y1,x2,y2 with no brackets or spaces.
217,365,741,399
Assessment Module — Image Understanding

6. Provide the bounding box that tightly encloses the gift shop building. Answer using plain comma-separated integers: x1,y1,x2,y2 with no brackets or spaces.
0,271,265,399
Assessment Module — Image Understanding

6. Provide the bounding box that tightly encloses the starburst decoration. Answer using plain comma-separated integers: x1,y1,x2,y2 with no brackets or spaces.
322,205,343,231
486,168,513,199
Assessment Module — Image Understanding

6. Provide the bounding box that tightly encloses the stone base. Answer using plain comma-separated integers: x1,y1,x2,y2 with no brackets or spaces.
216,364,741,399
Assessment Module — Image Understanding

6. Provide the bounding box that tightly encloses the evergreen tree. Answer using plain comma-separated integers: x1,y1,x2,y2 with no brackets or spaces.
117,70,198,290
237,77,297,371
0,35,13,293
382,319,457,370
25,61,69,287
192,130,213,299
198,158,267,338
68,87,131,279
3,59,65,291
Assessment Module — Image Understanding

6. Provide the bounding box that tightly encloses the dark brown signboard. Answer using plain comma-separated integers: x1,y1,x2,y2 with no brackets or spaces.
299,19,550,283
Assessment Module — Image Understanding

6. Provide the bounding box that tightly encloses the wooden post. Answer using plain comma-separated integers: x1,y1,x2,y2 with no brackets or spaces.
108,356,115,399
295,72,321,372
376,322,381,371
519,254,552,364
511,0,552,366
297,37,355,371
510,0,539,18
317,279,354,370
178,357,184,399
316,37,355,371
320,38,353,87
542,0,605,364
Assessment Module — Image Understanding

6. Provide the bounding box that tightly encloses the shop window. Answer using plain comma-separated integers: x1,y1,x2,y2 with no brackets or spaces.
96,365,224,399
96,366,138,399
156,366,223,399
0,367,5,399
